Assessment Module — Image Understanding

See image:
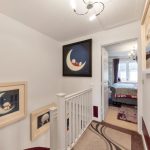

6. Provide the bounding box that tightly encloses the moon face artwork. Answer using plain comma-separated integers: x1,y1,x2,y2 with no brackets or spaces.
0,89,19,117
66,50,87,72
0,82,26,128
37,112,50,129
63,39,92,77
146,42,150,68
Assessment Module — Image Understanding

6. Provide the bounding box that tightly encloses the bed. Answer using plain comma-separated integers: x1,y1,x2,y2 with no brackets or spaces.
110,82,137,105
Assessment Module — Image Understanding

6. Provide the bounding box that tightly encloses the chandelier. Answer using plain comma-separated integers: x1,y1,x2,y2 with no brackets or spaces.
71,0,105,21
128,49,137,60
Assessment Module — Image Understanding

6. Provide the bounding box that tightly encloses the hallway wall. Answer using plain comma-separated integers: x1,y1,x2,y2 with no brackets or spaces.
0,12,143,150
143,73,150,135
0,13,61,150
61,21,141,121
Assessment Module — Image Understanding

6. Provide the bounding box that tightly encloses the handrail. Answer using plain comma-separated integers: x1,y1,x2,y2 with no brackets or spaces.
56,88,92,150
65,88,92,101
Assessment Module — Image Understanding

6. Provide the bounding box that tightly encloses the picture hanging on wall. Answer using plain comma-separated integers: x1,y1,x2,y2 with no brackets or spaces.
63,39,92,77
0,82,27,128
30,104,51,141
146,41,150,69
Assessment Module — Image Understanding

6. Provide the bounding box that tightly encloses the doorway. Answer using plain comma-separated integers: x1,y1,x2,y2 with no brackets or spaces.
101,39,138,131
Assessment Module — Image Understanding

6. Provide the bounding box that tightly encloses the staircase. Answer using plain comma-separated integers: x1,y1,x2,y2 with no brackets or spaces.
50,88,93,150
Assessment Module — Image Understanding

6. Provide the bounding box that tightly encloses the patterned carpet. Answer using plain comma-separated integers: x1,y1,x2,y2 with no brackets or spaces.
117,105,137,124
72,121,132,150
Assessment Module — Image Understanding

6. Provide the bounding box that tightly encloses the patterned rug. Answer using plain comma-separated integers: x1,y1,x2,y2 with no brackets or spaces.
72,121,131,150
117,105,137,124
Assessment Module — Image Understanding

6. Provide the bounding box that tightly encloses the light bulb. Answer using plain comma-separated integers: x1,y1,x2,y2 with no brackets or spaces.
89,14,96,21
70,0,76,10
128,53,131,56
131,51,134,54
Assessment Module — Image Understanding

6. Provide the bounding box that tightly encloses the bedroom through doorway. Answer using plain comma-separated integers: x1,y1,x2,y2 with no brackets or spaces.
101,39,138,131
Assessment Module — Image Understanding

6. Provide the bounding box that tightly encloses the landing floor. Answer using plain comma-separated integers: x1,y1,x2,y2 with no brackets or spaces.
104,106,137,131
72,121,144,150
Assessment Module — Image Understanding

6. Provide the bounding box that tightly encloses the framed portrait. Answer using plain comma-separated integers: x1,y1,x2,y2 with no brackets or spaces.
63,39,92,77
0,82,27,128
31,104,51,140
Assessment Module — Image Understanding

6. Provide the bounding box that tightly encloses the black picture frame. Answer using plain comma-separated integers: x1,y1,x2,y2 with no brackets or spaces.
63,39,92,77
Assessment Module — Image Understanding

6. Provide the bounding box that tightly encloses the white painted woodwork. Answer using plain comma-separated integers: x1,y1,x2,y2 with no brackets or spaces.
57,88,92,150
101,47,109,120
50,107,58,150
141,0,150,138
56,93,66,150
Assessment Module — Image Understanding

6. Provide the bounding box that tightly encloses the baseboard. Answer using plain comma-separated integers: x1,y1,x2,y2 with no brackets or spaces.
142,131,148,150
142,118,150,150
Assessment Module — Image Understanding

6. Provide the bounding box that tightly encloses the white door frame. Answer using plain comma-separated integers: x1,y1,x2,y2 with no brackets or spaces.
101,47,109,120
101,38,142,133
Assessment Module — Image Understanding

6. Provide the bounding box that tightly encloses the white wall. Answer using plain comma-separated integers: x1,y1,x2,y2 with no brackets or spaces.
141,8,150,136
61,21,141,121
0,13,143,150
0,14,61,150
143,75,150,135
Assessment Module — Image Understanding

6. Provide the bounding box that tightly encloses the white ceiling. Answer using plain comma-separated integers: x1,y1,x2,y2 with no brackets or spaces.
0,0,146,42
105,39,137,57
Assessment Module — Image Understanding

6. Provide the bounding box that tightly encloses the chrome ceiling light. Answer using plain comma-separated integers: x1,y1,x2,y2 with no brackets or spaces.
71,0,105,21
128,47,137,61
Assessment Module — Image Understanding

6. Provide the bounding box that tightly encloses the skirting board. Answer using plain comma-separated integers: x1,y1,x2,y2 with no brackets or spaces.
142,131,148,150
142,118,150,150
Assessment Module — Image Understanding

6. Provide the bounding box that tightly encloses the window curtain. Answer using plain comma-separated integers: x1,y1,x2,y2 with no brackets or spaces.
113,59,119,83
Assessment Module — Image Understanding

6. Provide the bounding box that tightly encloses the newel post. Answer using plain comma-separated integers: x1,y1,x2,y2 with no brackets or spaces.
56,93,66,150
50,106,57,150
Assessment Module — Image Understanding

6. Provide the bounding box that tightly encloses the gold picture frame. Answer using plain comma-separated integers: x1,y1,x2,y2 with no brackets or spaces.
30,104,51,141
0,82,27,128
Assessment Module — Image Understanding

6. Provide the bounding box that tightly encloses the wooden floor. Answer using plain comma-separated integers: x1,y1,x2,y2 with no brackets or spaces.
104,106,137,131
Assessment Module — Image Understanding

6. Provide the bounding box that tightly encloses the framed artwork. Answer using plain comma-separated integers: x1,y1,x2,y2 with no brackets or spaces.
146,42,150,69
141,0,150,73
0,82,27,128
63,39,92,77
31,104,51,140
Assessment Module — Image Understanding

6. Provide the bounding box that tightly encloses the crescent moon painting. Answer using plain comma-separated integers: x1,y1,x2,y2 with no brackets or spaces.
66,49,86,72
0,82,26,128
0,89,19,117
63,39,92,77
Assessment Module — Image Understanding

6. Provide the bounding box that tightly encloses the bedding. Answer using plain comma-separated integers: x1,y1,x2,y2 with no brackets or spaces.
110,82,137,105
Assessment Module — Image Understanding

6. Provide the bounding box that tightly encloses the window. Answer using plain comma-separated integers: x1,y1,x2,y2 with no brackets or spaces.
118,61,137,82
118,63,127,82
129,62,138,82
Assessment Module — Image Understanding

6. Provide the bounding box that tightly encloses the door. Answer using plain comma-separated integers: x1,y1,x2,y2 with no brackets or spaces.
101,47,109,120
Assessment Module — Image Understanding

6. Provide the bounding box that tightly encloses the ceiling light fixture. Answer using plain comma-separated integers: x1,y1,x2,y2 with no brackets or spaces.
128,47,137,60
71,0,104,21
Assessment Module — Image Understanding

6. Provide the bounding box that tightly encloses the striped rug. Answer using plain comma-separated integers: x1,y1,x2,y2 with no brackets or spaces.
72,121,143,150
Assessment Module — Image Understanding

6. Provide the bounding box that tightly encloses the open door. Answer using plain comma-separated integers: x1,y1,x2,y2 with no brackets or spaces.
101,47,109,120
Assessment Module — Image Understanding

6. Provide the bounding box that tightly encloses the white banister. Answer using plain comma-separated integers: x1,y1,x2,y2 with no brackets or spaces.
56,93,66,150
50,106,58,150
56,88,92,150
